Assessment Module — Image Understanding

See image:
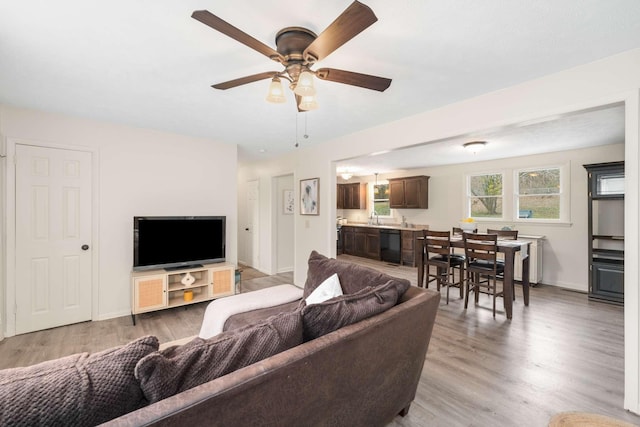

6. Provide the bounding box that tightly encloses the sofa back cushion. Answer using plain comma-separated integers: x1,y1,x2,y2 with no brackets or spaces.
0,335,159,426
303,250,410,298
301,280,403,340
135,309,303,403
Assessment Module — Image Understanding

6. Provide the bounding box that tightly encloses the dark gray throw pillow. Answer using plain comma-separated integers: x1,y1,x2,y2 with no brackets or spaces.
135,309,303,403
0,335,159,426
303,250,410,298
301,280,402,340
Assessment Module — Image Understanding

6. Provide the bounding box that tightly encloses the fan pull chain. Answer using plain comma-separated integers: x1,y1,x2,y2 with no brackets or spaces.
294,112,299,148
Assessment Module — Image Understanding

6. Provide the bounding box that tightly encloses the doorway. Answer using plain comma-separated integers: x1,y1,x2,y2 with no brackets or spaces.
243,180,259,268
14,144,93,334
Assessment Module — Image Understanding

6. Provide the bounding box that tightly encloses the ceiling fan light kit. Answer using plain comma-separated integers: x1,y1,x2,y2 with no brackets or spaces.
266,77,287,103
191,1,392,112
293,70,316,96
298,95,319,111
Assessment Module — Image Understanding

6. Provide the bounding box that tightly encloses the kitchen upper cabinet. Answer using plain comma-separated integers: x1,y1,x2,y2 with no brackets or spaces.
337,183,367,209
388,175,430,209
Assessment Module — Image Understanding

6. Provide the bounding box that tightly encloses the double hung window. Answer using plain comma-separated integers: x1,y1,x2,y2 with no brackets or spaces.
516,167,561,220
467,173,503,219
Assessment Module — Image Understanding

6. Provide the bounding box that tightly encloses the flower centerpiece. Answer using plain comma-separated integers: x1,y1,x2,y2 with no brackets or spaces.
459,217,476,232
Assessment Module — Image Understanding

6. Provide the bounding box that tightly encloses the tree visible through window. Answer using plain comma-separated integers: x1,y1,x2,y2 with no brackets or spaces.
373,183,390,216
517,168,560,219
468,173,503,218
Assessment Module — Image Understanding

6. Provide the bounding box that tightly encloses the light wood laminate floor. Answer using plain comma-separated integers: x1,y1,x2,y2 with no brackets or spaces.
1,257,638,426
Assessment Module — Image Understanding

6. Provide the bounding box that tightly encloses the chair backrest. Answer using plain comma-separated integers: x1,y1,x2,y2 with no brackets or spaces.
423,229,452,261
463,232,499,270
453,226,477,235
486,229,518,240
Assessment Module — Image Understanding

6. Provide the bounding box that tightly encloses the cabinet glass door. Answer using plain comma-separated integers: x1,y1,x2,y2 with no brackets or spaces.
596,172,624,196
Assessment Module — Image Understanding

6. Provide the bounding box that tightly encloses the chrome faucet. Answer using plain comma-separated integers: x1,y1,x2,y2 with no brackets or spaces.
374,211,380,225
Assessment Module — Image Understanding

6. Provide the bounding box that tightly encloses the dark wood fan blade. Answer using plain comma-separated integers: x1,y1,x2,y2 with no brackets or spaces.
212,71,280,90
192,10,283,62
303,1,378,62
315,68,391,92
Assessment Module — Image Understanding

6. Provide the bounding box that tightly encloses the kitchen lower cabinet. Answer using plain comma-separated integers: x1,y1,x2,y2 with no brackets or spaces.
401,230,422,266
342,226,380,260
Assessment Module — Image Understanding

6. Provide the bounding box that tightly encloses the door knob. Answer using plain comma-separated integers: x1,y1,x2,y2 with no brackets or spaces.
81,244,90,251
245,228,249,231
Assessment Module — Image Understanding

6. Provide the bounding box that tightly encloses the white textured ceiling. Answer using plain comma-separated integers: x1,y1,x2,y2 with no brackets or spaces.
1,1,639,162
336,104,626,177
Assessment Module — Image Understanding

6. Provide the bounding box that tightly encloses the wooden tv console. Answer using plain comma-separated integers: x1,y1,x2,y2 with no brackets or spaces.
131,262,235,324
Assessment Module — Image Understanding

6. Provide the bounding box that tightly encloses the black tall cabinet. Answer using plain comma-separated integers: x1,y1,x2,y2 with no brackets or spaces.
584,161,624,304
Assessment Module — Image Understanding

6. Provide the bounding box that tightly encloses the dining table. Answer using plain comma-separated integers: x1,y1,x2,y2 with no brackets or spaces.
415,235,531,319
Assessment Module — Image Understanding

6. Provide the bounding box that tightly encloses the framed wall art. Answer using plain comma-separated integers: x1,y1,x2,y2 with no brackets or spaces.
300,177,319,215
283,189,294,214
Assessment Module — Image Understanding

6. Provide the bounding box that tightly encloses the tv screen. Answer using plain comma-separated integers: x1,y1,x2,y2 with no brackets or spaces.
133,216,226,271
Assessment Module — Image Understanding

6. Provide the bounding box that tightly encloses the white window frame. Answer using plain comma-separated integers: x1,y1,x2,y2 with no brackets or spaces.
514,163,570,223
371,180,392,218
466,172,505,221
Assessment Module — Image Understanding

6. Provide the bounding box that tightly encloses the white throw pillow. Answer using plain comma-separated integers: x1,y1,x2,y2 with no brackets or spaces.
305,273,343,305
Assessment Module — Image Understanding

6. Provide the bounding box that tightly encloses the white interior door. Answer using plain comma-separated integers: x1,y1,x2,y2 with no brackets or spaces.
15,144,92,334
244,180,259,268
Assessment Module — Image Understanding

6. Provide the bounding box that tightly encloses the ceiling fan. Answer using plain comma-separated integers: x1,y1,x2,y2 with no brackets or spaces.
191,1,392,111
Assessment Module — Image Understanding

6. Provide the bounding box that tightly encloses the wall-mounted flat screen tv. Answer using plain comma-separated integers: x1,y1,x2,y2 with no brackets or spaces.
133,216,226,271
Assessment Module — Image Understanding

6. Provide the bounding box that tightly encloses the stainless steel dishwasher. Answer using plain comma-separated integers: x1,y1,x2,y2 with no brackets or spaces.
379,228,401,264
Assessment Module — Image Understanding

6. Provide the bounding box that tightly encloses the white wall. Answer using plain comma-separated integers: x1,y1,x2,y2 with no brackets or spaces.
0,105,238,334
338,144,624,291
274,174,294,273
239,48,640,413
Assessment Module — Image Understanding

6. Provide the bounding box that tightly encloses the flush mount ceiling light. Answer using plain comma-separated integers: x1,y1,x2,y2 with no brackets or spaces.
341,172,353,180
463,141,487,154
191,1,392,112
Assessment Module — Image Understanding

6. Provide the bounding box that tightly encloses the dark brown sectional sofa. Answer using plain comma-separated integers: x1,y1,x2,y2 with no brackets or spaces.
1,252,440,426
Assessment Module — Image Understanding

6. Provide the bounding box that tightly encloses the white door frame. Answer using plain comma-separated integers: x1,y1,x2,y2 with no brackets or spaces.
3,138,100,337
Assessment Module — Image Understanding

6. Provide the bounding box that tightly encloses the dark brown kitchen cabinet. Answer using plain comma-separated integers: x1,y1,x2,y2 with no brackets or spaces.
343,226,355,254
337,183,367,209
341,226,380,260
364,229,380,259
388,176,429,209
401,230,421,266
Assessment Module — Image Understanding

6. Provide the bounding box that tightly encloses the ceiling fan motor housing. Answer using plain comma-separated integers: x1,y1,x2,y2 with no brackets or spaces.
275,27,318,64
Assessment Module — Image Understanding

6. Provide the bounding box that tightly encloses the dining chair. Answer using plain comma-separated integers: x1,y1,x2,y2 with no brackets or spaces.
462,232,505,317
423,230,465,303
452,226,477,235
486,229,518,240
486,228,518,300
